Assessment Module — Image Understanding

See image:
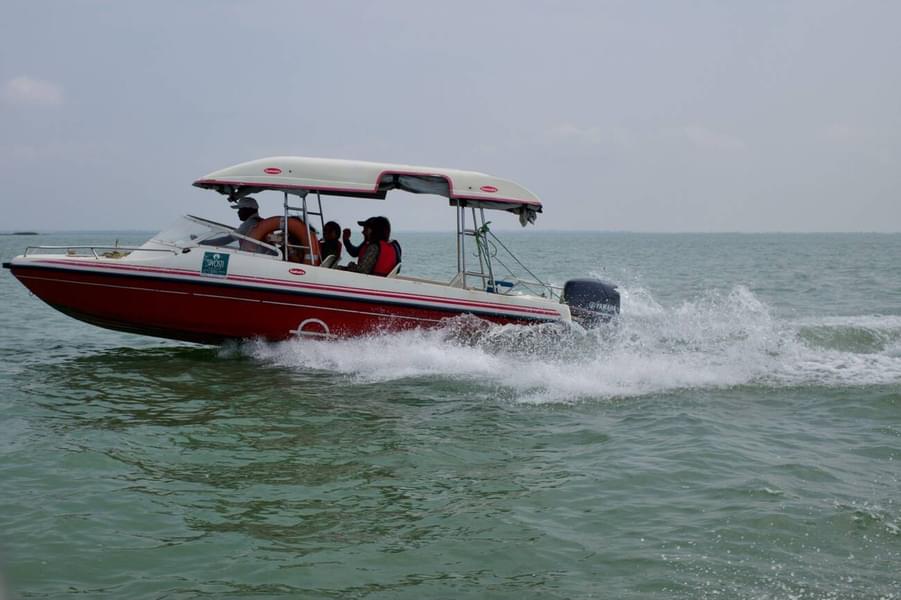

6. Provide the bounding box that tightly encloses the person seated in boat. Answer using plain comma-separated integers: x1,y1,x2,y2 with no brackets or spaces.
341,216,400,276
319,221,342,263
201,197,264,249
343,217,402,264
379,216,402,266
233,197,263,236
342,218,372,258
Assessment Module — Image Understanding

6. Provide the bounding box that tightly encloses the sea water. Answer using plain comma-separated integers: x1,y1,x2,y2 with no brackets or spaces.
1,231,899,599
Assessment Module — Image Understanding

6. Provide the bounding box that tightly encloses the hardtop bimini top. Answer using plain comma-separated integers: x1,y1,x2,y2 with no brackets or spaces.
193,156,543,224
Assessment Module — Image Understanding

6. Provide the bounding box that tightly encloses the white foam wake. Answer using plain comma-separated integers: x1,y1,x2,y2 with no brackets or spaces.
237,286,901,403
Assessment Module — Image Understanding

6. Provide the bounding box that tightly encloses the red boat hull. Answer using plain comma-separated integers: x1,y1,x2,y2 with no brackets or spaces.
9,263,550,344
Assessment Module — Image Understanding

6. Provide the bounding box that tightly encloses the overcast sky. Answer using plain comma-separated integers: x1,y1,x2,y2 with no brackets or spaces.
1,0,899,232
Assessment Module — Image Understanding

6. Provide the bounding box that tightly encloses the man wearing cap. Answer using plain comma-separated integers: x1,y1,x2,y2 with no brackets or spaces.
233,197,262,237
201,197,264,250
341,216,400,276
342,217,377,258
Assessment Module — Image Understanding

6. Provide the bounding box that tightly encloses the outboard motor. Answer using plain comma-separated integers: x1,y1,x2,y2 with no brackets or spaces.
562,278,620,326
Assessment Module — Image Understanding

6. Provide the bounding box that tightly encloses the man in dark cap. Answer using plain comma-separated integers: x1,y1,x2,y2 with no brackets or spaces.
341,216,400,275
342,217,377,258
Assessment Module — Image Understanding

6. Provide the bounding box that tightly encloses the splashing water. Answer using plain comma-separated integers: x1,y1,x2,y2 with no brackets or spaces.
239,286,901,403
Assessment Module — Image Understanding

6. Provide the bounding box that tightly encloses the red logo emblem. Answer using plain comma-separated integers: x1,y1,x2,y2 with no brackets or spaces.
264,167,282,175
288,268,306,276
480,185,498,193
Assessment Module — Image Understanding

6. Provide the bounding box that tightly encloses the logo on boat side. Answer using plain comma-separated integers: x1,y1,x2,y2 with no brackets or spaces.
480,185,498,193
290,318,332,338
264,167,282,175
289,268,306,276
201,251,229,277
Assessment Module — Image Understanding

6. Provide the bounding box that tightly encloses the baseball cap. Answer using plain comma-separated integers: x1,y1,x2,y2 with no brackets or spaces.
232,197,259,210
357,217,379,227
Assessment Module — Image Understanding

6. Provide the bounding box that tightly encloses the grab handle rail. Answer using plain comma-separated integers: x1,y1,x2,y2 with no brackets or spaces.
24,246,179,258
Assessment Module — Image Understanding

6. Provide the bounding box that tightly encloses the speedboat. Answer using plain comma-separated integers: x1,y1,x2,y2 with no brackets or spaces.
4,157,619,344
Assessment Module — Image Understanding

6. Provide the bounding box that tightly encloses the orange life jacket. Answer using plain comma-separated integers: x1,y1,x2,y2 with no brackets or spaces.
372,240,399,276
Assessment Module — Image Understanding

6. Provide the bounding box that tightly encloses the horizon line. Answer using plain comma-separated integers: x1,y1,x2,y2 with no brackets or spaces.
2,229,899,236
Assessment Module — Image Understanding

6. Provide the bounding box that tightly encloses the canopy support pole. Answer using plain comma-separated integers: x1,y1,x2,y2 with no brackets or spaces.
479,208,496,292
283,192,289,261
280,190,319,263
315,191,325,238
458,204,466,288
473,207,485,286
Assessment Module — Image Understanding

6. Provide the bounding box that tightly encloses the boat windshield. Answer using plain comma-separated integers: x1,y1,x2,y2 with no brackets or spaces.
146,215,279,256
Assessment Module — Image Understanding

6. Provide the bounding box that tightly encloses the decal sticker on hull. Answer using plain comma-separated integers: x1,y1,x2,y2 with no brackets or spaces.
291,318,332,338
201,252,229,277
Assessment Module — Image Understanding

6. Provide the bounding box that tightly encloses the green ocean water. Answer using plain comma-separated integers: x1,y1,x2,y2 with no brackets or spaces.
1,230,900,599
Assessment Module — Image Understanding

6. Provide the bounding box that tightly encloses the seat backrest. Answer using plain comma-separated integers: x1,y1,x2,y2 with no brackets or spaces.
320,254,338,269
386,262,402,278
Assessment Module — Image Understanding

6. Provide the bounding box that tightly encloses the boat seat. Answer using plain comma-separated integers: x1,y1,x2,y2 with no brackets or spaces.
320,254,338,269
386,262,402,278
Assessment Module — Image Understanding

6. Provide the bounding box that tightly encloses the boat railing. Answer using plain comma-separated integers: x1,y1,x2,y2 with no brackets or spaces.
476,273,562,299
24,246,179,259
182,215,283,258
492,277,563,299
458,215,562,301
451,267,561,299
197,232,283,259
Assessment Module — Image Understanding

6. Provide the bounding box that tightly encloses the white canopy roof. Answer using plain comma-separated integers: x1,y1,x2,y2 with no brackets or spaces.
193,156,543,223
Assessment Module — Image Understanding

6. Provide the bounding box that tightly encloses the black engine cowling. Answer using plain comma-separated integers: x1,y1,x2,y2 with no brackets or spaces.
562,278,620,326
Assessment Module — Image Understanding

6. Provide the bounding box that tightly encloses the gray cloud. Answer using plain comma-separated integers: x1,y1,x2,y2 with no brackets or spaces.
1,0,899,233
2,76,63,107
666,126,747,152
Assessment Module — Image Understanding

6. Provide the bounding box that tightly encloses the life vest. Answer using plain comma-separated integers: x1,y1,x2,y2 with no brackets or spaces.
372,240,399,276
249,217,321,266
